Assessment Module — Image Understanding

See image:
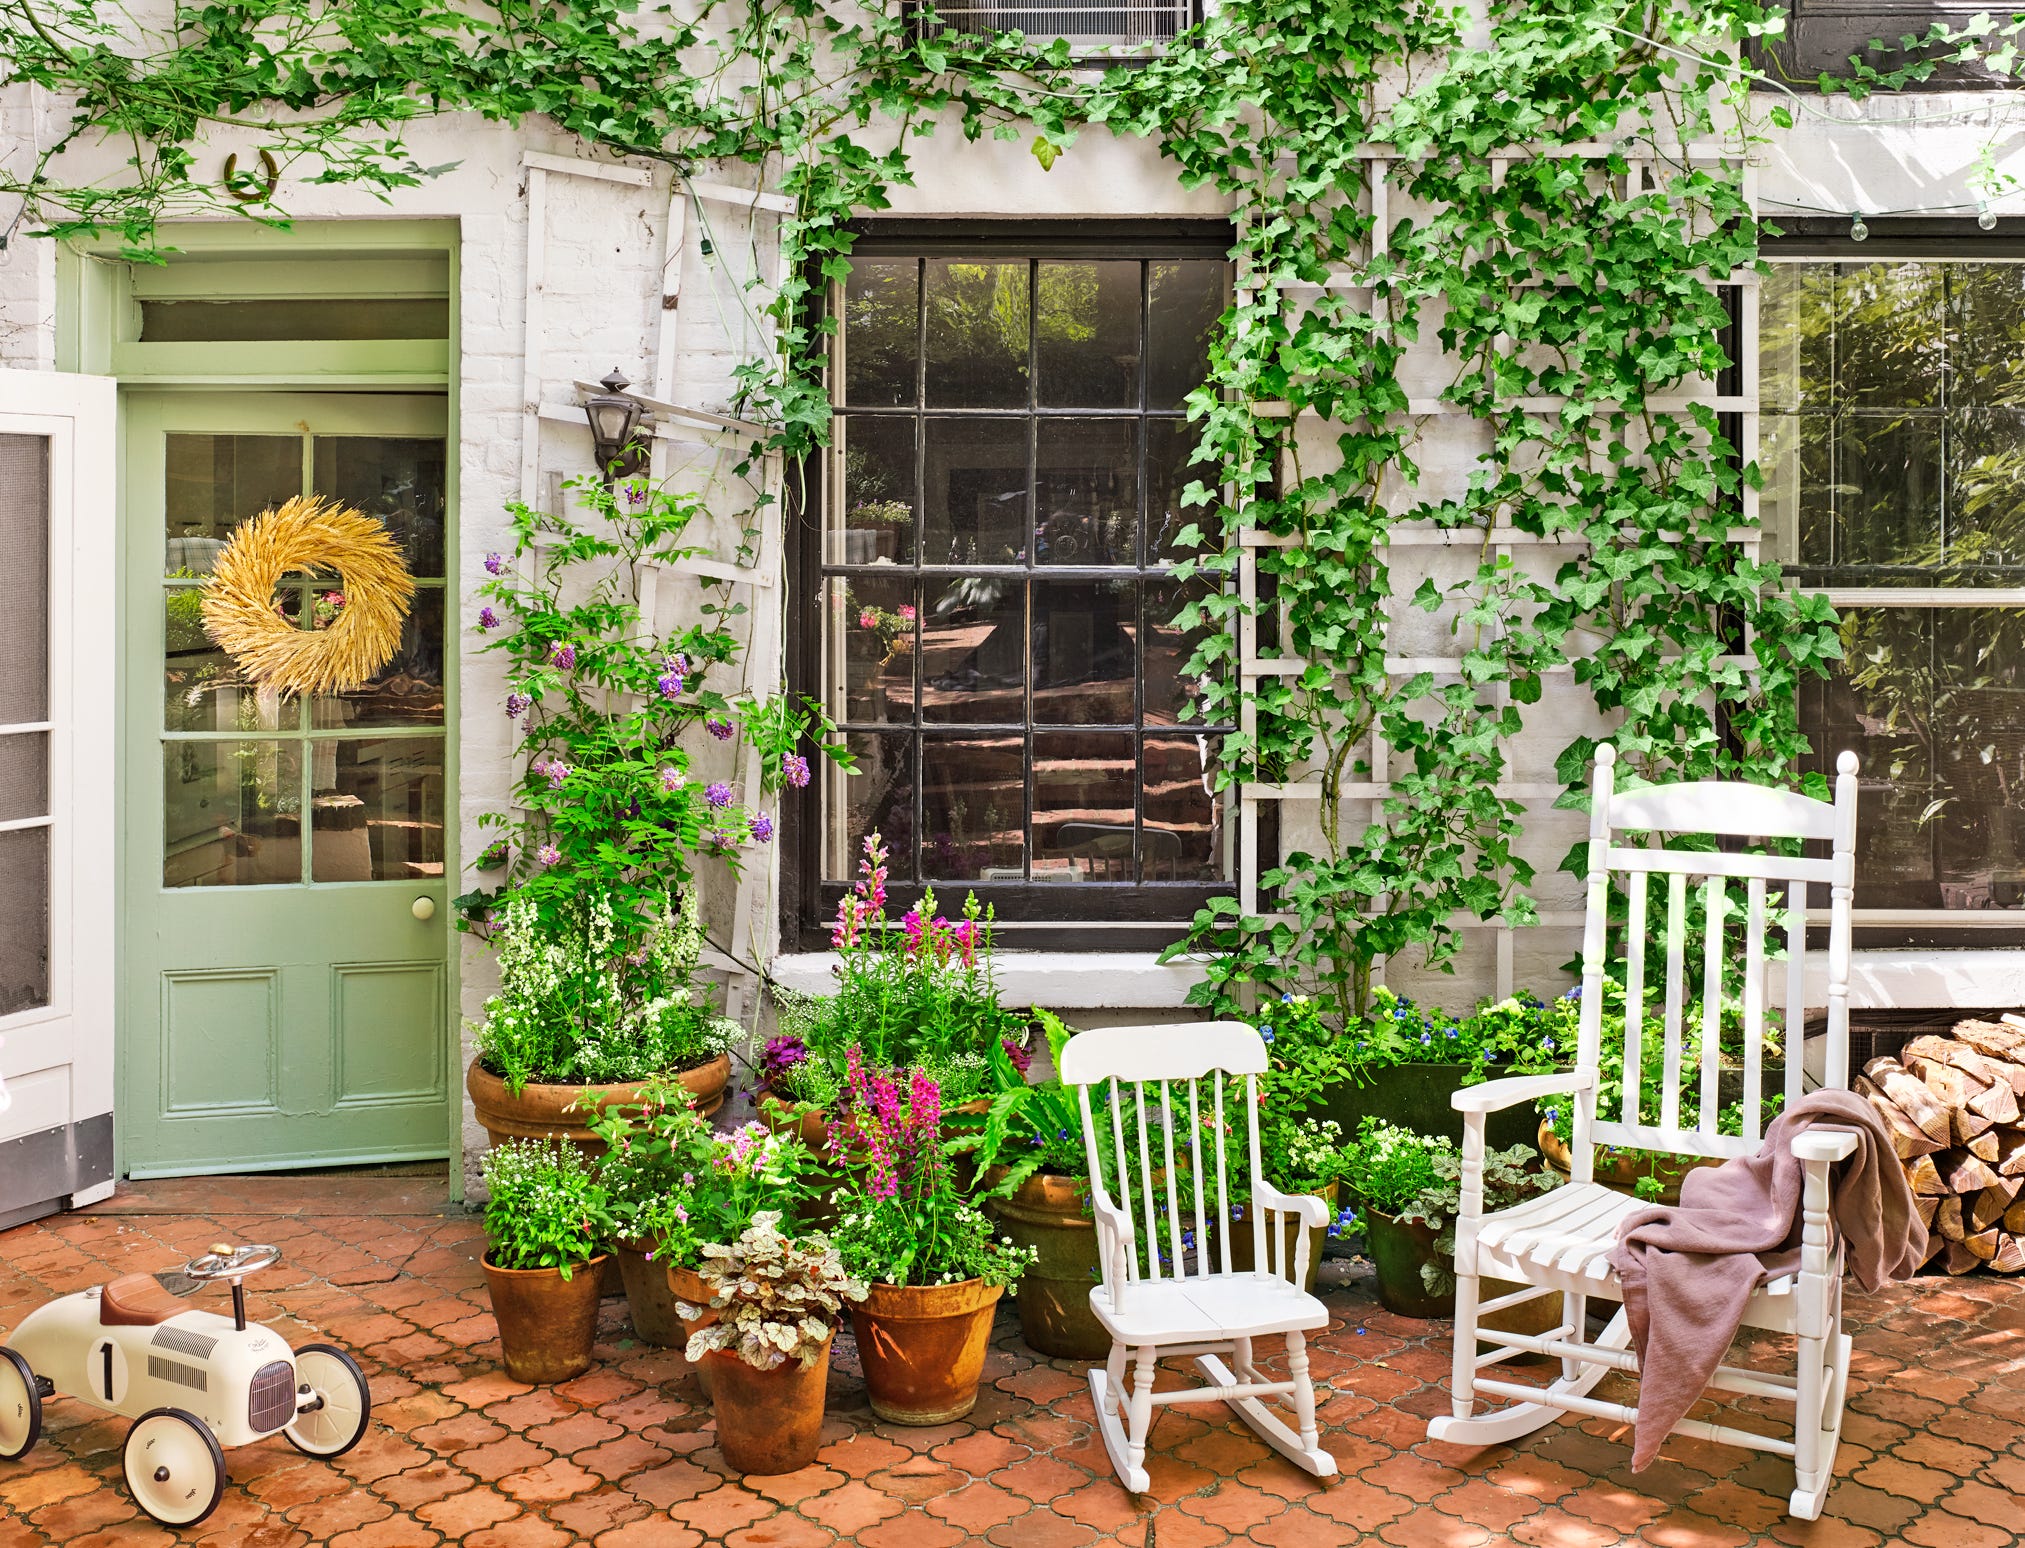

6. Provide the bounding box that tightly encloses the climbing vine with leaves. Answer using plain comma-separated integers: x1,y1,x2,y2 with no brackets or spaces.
5,0,1901,1023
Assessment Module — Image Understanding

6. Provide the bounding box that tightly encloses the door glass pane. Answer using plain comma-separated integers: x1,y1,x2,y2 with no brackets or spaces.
163,588,290,732
165,434,302,575
313,736,445,881
164,740,303,888
0,433,49,726
313,436,448,576
0,733,49,824
0,826,48,1015
312,587,446,728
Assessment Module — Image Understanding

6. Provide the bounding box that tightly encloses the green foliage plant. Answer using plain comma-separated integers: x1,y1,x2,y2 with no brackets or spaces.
480,1138,613,1278
678,1212,866,1370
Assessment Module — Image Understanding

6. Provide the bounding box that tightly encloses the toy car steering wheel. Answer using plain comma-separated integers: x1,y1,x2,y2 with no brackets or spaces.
184,1244,280,1281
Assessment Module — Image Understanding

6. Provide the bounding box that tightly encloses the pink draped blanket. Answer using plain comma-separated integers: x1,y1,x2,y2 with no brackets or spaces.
1607,1088,1927,1470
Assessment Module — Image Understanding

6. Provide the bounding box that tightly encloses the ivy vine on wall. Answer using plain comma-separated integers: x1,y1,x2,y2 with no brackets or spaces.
3,0,1870,1024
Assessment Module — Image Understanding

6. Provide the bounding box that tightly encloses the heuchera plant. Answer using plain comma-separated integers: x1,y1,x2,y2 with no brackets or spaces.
830,1050,1036,1289
678,1212,865,1371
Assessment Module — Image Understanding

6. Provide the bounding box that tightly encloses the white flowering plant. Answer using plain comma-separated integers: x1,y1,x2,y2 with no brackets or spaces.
475,889,739,1093
678,1212,866,1371
480,1138,614,1279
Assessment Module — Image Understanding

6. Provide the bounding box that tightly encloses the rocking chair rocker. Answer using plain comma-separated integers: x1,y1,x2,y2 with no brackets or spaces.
1060,1022,1338,1494
1429,744,1861,1520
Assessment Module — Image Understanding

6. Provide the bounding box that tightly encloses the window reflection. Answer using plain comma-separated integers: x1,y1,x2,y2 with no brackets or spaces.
165,741,304,888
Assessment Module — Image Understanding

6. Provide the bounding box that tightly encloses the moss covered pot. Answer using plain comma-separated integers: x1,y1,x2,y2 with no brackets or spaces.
984,1167,1109,1361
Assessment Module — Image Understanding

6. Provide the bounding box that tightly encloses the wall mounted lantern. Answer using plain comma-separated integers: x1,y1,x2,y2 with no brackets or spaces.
583,368,649,483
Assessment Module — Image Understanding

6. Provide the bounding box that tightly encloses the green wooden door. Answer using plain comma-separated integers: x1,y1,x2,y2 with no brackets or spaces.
123,392,453,1175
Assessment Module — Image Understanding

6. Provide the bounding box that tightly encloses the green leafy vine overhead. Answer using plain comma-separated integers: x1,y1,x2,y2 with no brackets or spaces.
2,0,1853,1022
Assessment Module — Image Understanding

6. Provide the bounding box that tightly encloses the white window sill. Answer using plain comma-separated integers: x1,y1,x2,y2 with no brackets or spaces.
767,951,1207,1010
1800,948,2025,1009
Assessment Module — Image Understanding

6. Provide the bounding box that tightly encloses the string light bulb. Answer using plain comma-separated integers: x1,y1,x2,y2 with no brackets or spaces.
1980,204,2000,231
1850,214,1869,242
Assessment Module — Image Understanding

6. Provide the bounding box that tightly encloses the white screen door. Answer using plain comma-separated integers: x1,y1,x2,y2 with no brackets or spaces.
0,367,116,1228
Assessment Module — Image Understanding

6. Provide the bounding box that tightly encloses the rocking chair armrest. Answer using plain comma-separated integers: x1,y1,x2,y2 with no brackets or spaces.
1083,1183,1135,1243
1255,1182,1330,1228
1451,1069,1593,1116
1791,1129,1859,1165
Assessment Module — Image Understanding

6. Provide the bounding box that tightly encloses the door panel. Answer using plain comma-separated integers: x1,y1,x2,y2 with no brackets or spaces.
0,369,117,1228
125,392,452,1175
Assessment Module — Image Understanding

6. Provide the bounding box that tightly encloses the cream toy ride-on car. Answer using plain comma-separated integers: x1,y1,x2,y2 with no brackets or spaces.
0,1242,371,1527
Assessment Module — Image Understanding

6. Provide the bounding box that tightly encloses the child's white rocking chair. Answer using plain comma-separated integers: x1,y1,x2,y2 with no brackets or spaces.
1060,1022,1338,1494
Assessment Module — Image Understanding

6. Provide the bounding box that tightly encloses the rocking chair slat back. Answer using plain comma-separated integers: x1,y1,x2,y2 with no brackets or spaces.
1061,1022,1275,1298
1578,746,1860,1164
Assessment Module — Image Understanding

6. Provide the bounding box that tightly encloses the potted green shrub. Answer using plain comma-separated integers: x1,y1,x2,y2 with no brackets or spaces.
1337,1118,1561,1321
479,1139,613,1383
678,1213,865,1476
830,1051,1035,1425
590,1088,818,1355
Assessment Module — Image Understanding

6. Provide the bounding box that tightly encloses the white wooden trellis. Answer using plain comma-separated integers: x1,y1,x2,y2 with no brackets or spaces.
1233,141,1761,999
519,153,795,1023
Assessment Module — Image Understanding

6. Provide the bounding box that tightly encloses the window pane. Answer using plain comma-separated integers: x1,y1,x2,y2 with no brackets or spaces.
0,826,49,1014
163,587,291,733
925,260,1029,408
313,737,445,882
922,735,1024,880
165,433,302,575
1147,419,1212,564
165,740,303,888
824,575,916,725
827,731,915,884
1034,731,1135,881
1036,260,1139,408
835,416,917,566
1147,261,1223,410
1036,419,1137,565
1759,262,1832,414
313,435,448,577
0,434,49,728
1832,413,1941,572
1944,409,2025,581
1758,413,1829,573
0,732,47,824
1142,575,1224,726
1033,577,1135,725
922,576,1023,725
842,259,920,407
140,298,448,342
923,417,1028,564
1834,263,1943,409
1947,263,2025,408
313,587,446,728
1145,733,1230,881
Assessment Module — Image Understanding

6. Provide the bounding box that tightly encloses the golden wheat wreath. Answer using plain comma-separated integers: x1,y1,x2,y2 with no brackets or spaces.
201,495,417,696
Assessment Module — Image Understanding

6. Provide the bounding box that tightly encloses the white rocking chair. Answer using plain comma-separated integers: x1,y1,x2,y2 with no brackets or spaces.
1430,745,1861,1520
1060,1022,1339,1494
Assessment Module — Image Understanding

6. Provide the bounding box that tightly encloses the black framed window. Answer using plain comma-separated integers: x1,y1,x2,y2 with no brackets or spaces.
794,231,1234,942
1750,0,2015,90
1763,240,2025,917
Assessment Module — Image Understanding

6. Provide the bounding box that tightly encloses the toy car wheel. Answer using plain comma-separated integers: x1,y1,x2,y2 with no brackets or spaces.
285,1344,371,1458
0,1347,40,1461
123,1408,225,1527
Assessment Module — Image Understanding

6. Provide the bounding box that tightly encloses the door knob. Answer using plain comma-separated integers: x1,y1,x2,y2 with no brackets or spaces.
411,896,436,921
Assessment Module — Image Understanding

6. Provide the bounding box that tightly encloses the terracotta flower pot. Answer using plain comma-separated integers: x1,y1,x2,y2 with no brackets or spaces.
466,1054,731,1157
758,1093,831,1152
704,1334,833,1476
850,1278,1004,1425
984,1167,1109,1360
665,1262,719,1396
1537,1119,1721,1206
616,1243,687,1346
482,1251,608,1383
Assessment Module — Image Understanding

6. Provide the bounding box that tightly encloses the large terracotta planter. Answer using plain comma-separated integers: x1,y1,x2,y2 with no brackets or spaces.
1219,1180,1340,1294
666,1262,719,1397
1355,1204,1560,1350
466,1054,731,1155
482,1251,608,1383
1537,1120,1721,1206
985,1168,1109,1361
850,1278,1004,1425
758,1094,831,1153
704,1334,832,1476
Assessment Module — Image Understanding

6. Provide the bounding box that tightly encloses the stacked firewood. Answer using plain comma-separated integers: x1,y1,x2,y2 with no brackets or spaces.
1856,1017,2025,1276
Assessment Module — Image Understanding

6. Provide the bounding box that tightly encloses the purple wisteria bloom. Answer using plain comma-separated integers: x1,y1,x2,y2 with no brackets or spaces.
484,552,506,575
505,692,531,718
750,813,774,843
656,669,684,700
782,752,810,789
704,829,735,856
548,642,577,670
659,765,685,794
706,718,734,741
477,607,499,630
705,782,734,809
536,843,561,865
